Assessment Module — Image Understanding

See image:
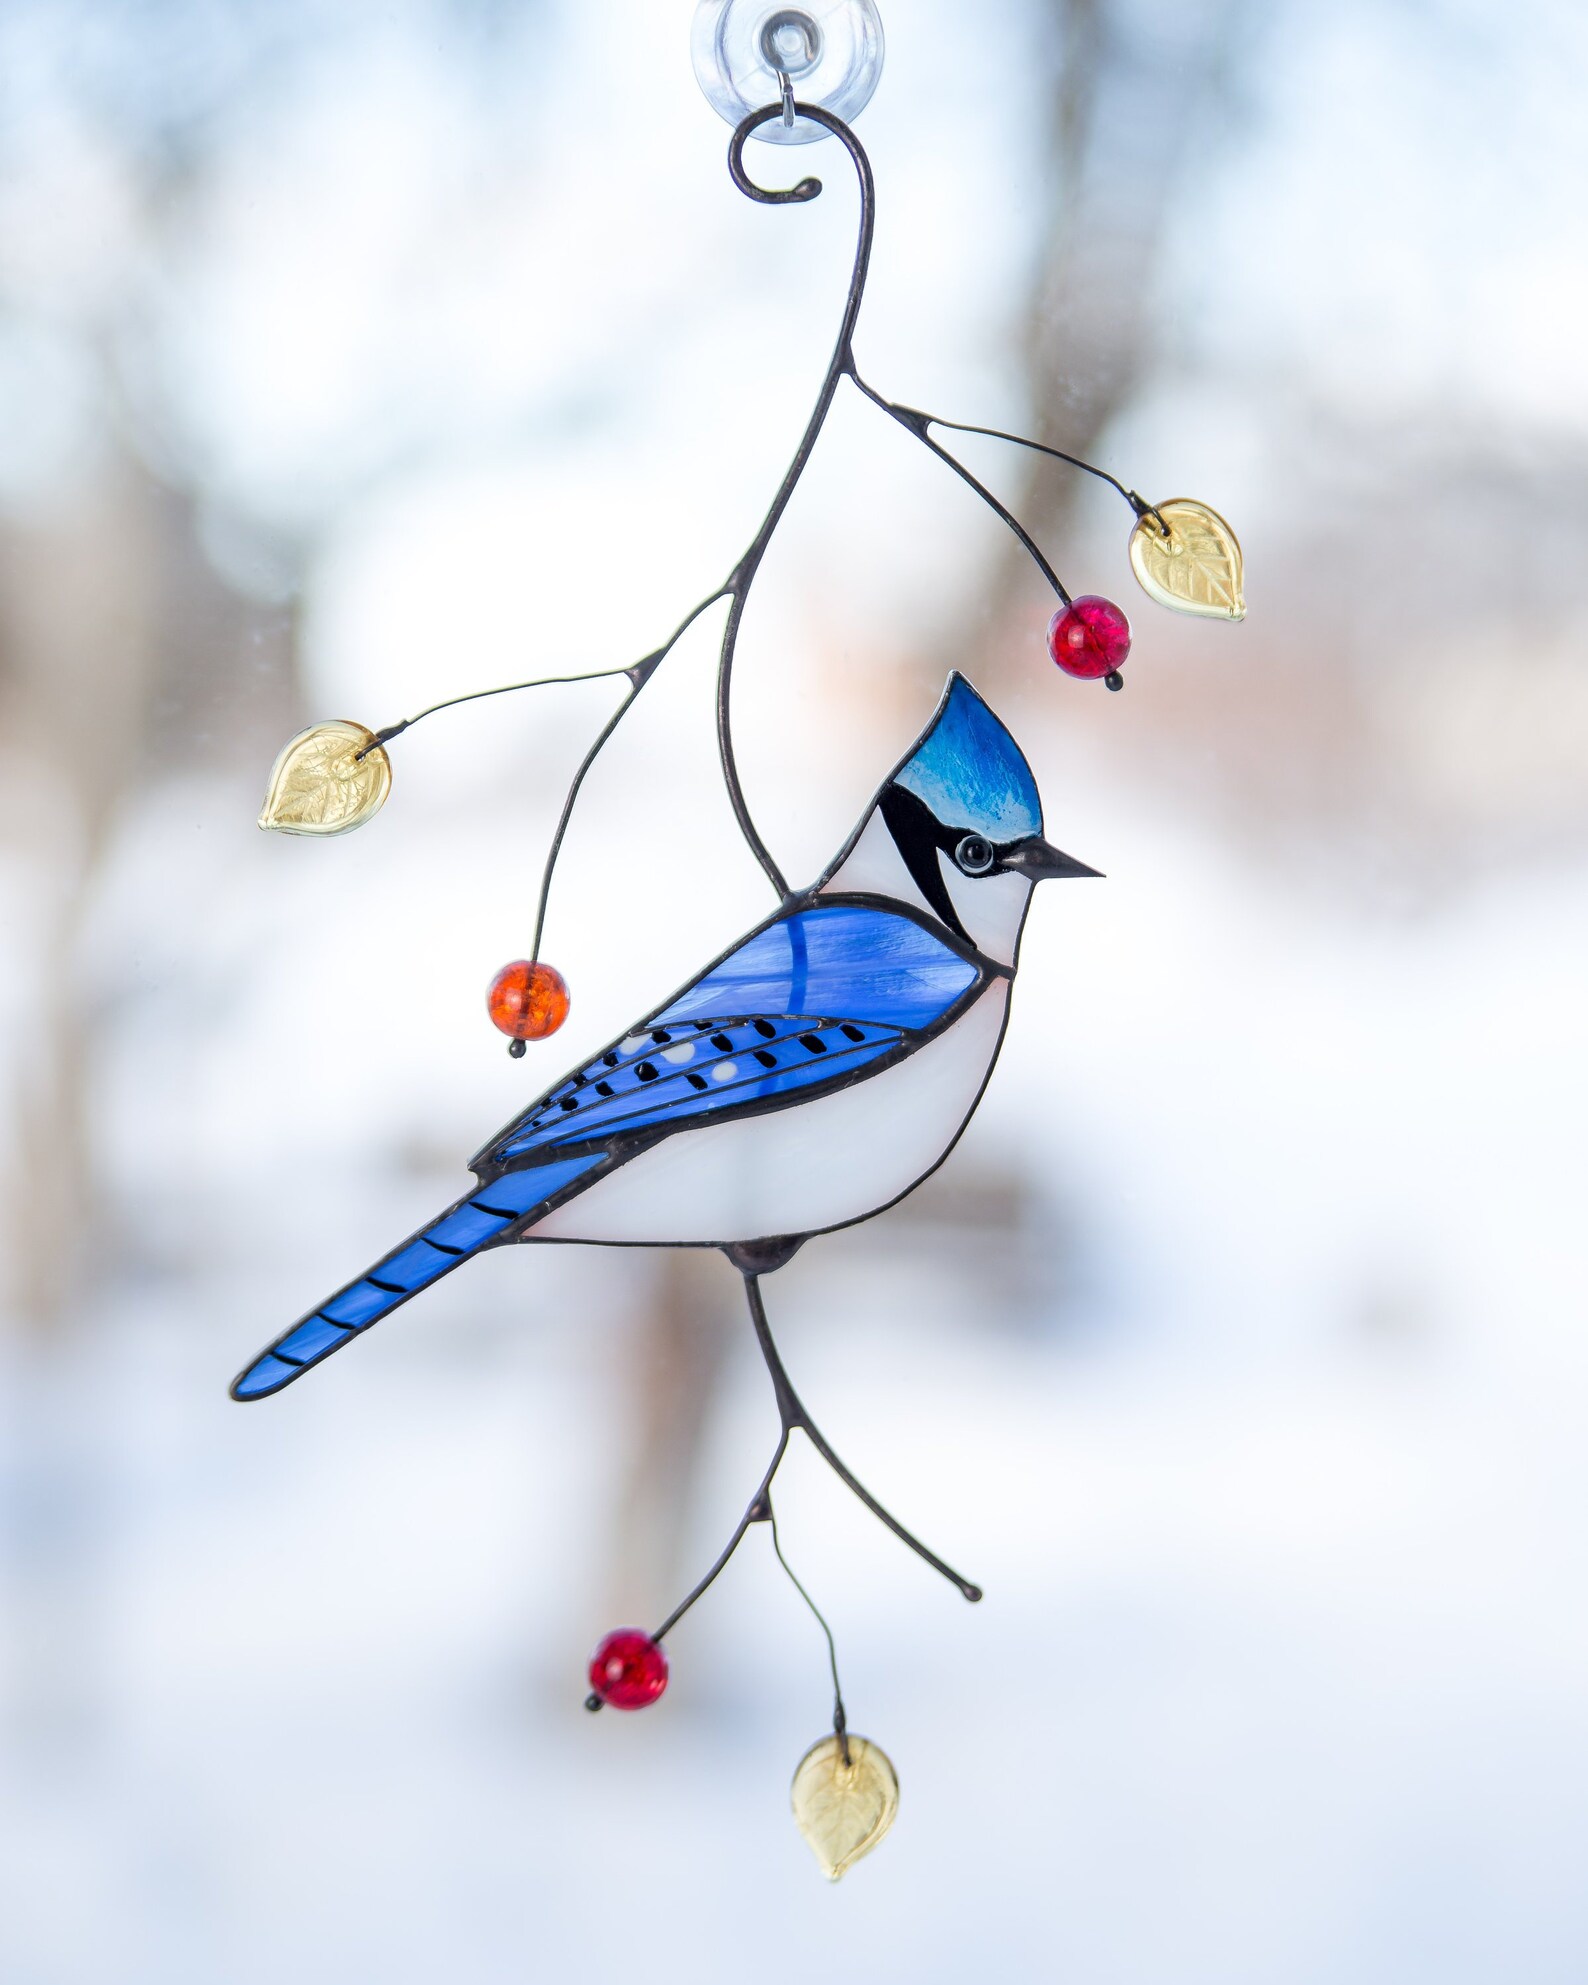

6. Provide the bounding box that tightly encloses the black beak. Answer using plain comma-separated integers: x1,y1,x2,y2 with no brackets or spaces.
1002,835,1103,882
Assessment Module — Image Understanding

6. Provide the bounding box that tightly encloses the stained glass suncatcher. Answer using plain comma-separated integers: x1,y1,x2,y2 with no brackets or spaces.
239,17,1242,1875
235,674,1095,1399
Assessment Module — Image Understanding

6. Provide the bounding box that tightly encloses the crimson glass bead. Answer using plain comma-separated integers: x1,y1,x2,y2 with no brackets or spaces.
487,959,570,1042
587,1629,669,1711
1047,595,1132,680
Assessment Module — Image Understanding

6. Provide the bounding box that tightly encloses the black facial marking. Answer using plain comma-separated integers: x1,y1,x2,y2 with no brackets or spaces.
879,783,971,941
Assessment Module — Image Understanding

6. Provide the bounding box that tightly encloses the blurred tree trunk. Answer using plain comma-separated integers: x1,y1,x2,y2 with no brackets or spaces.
602,1251,737,1637
0,433,295,1331
966,0,1247,700
0,404,293,1750
0,464,150,1322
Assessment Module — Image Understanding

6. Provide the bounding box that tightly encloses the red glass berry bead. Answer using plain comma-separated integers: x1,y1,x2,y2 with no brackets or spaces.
487,960,570,1043
1047,595,1132,681
587,1629,669,1711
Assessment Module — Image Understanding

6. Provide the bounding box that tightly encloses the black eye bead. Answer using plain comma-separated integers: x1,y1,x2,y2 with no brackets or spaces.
955,834,995,875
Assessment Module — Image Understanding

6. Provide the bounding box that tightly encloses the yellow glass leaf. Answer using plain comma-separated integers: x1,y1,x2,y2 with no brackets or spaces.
791,1734,899,1881
258,721,391,837
1129,498,1246,621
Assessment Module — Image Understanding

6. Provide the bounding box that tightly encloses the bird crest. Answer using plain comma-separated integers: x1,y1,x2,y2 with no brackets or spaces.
892,673,1043,844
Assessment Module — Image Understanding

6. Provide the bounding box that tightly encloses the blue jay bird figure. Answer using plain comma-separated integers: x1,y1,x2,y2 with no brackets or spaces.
231,674,1097,1404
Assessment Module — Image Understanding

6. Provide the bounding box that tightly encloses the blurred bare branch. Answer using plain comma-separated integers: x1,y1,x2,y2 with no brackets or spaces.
962,0,1251,700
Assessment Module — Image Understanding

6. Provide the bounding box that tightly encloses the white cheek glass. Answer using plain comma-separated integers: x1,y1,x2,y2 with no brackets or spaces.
822,811,915,903
940,859,1031,968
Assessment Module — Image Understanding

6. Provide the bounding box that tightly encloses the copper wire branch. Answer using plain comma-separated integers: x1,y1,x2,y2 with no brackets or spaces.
646,1272,980,1646
358,102,1155,985
585,1266,976,1723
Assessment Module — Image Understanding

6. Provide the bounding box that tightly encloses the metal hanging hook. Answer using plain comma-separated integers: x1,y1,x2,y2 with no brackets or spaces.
694,0,884,146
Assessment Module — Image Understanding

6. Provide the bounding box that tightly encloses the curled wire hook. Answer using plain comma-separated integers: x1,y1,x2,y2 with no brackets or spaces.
727,102,876,295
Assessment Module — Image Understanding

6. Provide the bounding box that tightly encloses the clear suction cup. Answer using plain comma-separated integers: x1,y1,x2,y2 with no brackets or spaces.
692,0,885,145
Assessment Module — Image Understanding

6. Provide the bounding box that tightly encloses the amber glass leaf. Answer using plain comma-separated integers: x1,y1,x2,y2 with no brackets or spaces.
791,1734,899,1881
258,722,392,837
1129,499,1246,621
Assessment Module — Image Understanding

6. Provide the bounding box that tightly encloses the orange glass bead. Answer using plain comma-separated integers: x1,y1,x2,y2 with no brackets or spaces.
487,960,570,1044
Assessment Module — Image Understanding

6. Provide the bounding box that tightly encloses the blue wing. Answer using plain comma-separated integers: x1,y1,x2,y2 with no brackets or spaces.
478,1013,906,1169
654,902,980,1030
472,903,983,1177
234,903,985,1403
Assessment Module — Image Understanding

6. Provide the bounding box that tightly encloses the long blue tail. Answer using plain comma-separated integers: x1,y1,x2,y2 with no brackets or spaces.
230,1154,601,1401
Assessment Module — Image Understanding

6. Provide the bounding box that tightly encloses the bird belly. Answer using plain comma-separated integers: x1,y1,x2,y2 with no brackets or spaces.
528,982,1010,1246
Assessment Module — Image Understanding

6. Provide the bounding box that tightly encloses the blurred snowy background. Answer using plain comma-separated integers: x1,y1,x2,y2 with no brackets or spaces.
2,0,1586,1978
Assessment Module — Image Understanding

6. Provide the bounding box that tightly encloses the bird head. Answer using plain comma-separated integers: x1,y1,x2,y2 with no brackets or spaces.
820,673,1099,965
